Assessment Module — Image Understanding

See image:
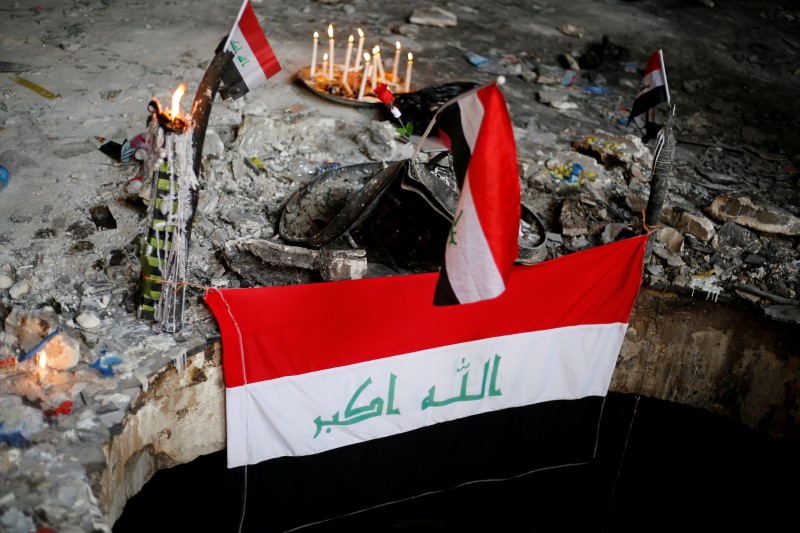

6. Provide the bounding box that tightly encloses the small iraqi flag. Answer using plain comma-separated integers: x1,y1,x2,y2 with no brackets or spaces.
431,78,521,306
627,49,670,127
221,0,281,100
204,234,647,532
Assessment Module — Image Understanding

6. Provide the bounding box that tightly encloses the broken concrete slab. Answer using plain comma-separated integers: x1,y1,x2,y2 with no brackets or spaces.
708,193,800,236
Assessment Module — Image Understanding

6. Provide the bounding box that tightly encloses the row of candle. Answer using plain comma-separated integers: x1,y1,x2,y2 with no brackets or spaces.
310,24,413,99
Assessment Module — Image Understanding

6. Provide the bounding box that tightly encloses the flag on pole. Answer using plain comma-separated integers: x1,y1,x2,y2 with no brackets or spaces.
204,234,647,532
221,0,281,100
627,49,670,128
430,78,521,306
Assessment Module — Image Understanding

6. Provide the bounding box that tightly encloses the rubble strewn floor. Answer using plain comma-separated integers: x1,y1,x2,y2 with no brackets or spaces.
1,0,799,531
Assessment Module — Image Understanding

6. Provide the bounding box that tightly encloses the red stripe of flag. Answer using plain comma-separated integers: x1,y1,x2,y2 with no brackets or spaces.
469,84,521,285
205,234,647,387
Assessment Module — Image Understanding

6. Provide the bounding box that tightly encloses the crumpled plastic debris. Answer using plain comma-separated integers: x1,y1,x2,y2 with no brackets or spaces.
548,162,596,185
43,400,73,418
89,350,122,377
91,132,148,164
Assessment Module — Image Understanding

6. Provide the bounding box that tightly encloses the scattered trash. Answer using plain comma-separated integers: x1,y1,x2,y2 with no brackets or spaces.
10,75,60,99
583,85,610,95
91,132,148,164
43,400,73,418
0,164,9,190
0,61,33,72
245,157,268,174
464,51,490,67
548,162,595,185
562,69,579,86
89,355,117,377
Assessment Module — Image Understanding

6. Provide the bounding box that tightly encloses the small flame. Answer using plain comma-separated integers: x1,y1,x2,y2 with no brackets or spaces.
357,28,364,38
313,31,319,39
396,41,401,50
364,52,370,62
39,351,47,369
170,84,186,119
323,52,328,61
348,34,354,43
408,52,413,61
372,45,380,55
327,24,333,39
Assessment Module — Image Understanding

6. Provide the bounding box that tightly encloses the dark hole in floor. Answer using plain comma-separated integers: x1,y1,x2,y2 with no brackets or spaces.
113,392,800,533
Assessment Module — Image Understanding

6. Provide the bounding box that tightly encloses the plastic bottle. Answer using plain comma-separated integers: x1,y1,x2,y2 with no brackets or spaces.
0,150,23,190
0,164,9,189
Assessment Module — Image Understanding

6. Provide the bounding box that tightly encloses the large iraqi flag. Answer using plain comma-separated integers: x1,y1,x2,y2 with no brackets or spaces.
204,234,647,532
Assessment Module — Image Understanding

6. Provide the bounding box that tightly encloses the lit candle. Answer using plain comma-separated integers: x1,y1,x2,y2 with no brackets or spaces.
343,35,354,76
404,52,413,92
358,53,371,101
310,31,319,77
391,41,401,84
354,28,365,72
322,52,328,80
373,46,385,83
38,351,47,383
342,34,354,93
327,24,335,81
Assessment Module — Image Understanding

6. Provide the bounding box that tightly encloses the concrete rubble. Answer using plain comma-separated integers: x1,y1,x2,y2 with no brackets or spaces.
1,0,799,531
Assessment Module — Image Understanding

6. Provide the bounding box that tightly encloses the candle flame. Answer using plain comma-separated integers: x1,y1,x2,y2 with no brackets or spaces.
328,24,333,38
408,52,413,61
357,28,364,38
396,41,401,50
170,84,186,119
313,31,319,39
372,45,380,55
364,52,370,61
348,34,354,43
323,52,328,61
39,351,46,369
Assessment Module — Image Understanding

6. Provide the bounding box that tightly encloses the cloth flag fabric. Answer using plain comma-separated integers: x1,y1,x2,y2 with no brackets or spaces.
222,0,281,100
627,49,670,128
430,80,521,306
204,234,647,532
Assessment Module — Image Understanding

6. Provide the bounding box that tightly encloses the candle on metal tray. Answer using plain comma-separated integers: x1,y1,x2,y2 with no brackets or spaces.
310,31,319,77
404,52,413,93
327,24,335,80
358,52,371,101
391,41,401,85
353,28,365,72
342,34,355,94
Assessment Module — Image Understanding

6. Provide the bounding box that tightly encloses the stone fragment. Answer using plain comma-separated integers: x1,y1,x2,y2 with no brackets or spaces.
409,7,457,27
656,226,684,253
560,197,590,237
714,222,761,257
231,238,368,282
0,274,12,289
9,280,31,300
75,312,100,329
664,206,716,242
708,193,800,236
537,87,571,107
571,130,651,170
